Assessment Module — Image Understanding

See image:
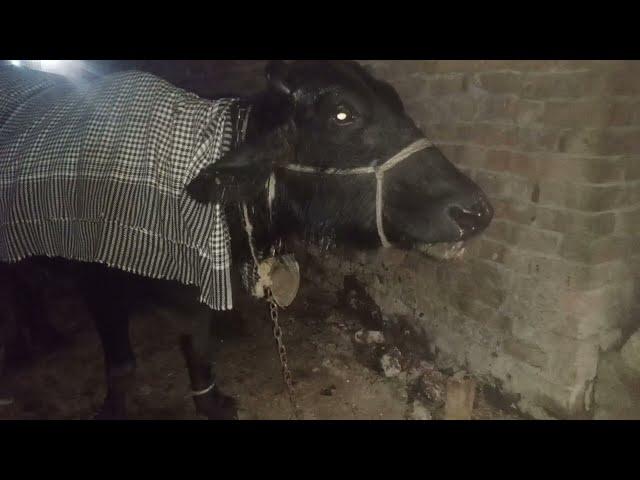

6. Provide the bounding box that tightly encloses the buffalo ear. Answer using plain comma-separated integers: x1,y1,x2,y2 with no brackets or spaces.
265,60,291,95
186,125,295,205
186,160,258,205
187,65,297,205
186,148,271,204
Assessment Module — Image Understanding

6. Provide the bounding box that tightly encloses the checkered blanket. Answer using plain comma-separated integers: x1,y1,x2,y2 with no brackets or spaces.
0,65,248,310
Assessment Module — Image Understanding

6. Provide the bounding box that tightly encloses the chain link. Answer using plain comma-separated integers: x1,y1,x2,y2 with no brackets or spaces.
241,203,301,419
266,288,302,420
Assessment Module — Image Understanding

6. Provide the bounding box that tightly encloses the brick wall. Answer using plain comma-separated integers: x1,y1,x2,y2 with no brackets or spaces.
95,60,640,418
348,60,640,418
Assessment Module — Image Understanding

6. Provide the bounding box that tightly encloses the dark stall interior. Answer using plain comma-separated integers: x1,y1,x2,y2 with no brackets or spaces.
0,60,638,420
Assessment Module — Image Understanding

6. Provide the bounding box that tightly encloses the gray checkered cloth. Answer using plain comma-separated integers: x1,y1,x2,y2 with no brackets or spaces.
0,65,247,310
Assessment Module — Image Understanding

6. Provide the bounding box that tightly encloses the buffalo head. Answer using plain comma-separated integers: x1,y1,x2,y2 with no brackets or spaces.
187,60,493,253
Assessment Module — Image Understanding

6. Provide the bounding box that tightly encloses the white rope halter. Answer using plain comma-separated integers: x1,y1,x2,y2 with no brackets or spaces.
278,137,433,248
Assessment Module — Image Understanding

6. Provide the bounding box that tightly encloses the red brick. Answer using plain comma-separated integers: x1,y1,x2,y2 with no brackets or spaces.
426,74,468,96
485,219,512,243
413,98,477,124
557,129,605,155
559,234,632,264
464,123,519,148
474,171,533,202
541,100,611,128
484,150,511,171
608,61,640,95
474,72,522,95
609,99,640,126
511,225,562,254
590,237,632,263
521,71,609,100
491,198,537,224
391,74,430,103
537,157,626,184
556,127,640,156
516,100,545,126
623,157,640,181
615,207,640,233
436,144,489,171
626,182,640,204
509,152,540,177
533,208,616,236
539,181,630,211
599,128,640,156
477,95,519,122
444,96,478,121
518,127,564,153
422,123,462,143
405,101,445,128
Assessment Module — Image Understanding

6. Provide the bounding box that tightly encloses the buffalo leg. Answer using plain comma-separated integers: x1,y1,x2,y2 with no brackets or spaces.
0,344,12,406
13,275,66,356
0,269,36,368
94,310,135,419
0,277,15,406
80,276,136,420
180,307,238,420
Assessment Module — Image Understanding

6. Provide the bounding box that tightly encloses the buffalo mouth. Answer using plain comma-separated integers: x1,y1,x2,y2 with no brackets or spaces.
417,241,466,261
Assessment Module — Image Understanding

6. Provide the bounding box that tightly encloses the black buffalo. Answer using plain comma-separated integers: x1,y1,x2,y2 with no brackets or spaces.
0,60,493,419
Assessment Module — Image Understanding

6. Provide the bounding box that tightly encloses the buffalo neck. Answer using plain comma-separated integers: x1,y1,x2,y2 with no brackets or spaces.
227,89,343,261
225,90,292,262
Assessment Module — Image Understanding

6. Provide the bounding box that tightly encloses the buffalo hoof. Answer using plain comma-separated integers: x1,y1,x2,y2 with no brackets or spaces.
193,388,239,420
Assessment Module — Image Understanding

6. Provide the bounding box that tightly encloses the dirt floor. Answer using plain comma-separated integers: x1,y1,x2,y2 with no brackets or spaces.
0,273,522,420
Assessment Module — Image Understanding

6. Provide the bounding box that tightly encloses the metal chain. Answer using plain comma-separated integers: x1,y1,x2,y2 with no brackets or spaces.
241,202,301,419
266,288,302,420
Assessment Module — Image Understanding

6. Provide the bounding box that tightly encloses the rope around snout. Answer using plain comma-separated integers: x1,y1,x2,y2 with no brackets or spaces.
281,138,433,247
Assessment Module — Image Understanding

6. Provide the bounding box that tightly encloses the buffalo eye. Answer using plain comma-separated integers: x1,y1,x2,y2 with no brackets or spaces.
332,104,356,125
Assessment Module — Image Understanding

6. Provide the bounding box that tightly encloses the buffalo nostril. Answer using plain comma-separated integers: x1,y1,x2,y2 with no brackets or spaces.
465,198,492,220
448,199,491,237
460,207,483,217
448,206,479,232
